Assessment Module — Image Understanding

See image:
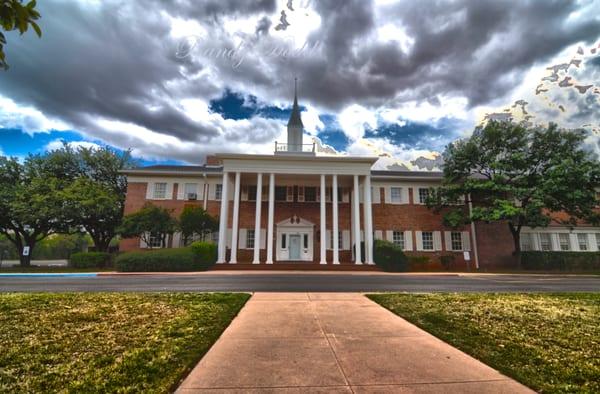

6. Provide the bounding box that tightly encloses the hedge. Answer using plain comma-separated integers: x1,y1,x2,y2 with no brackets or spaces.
115,243,217,272
69,252,112,268
373,239,408,272
190,241,217,265
521,251,600,271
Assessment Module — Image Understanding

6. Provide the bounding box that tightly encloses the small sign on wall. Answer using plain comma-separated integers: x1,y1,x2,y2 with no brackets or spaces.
22,246,30,256
463,251,470,261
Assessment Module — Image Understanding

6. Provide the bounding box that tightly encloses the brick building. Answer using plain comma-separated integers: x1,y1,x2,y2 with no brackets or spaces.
120,86,600,269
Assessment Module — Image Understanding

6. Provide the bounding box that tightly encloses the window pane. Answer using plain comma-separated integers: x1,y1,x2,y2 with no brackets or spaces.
596,234,600,251
392,231,404,249
281,233,286,249
390,187,402,203
153,182,167,199
419,188,429,204
246,230,255,249
451,231,462,251
558,233,570,251
148,232,163,248
577,234,588,251
275,186,287,201
422,232,433,250
304,234,308,249
305,187,317,202
215,184,222,200
520,233,532,251
248,185,257,201
539,233,552,251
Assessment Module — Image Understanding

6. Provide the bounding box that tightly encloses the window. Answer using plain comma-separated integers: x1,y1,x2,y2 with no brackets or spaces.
153,182,167,199
215,184,223,200
303,234,309,249
338,231,343,249
418,188,429,204
558,233,570,251
521,233,533,251
421,231,434,250
539,233,552,251
305,187,317,202
281,233,286,249
148,232,163,248
337,187,343,202
246,230,255,249
248,185,257,201
184,183,197,200
390,187,402,203
275,186,287,201
392,231,404,249
577,233,589,251
451,231,463,251
596,234,600,251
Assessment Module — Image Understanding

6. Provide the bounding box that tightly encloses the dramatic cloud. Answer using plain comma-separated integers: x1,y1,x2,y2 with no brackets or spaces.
0,0,598,168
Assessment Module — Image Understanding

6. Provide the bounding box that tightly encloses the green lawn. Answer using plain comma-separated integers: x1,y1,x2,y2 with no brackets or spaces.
0,292,250,393
368,293,600,394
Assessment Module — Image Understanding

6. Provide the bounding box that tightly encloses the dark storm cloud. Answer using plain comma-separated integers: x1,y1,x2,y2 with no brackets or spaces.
0,0,598,162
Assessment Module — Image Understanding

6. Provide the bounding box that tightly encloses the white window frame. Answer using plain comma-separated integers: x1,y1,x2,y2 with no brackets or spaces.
184,183,197,200
392,231,404,249
450,231,463,251
390,187,402,203
246,229,255,249
577,233,589,251
148,232,163,248
215,184,223,200
418,188,429,204
153,182,167,199
539,233,552,251
421,231,434,251
558,233,570,251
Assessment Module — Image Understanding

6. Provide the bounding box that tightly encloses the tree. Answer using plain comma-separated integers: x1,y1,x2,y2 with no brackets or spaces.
119,204,177,248
429,121,600,266
179,206,218,245
56,144,133,252
1,0,42,70
0,156,70,266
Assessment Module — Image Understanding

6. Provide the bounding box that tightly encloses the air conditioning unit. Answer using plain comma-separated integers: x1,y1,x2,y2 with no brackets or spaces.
186,193,197,200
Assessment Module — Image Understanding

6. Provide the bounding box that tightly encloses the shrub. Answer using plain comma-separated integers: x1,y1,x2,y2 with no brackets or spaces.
407,255,430,271
440,255,456,270
521,251,600,271
69,252,112,268
373,239,408,272
115,248,206,272
190,241,217,267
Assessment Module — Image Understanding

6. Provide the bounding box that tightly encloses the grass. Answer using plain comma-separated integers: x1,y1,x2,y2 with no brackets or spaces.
0,292,250,393
368,293,600,393
0,267,113,273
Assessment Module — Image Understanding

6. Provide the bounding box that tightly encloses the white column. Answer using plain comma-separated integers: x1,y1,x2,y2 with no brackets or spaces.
217,172,229,264
332,174,340,264
253,173,263,264
320,174,327,264
266,173,275,264
353,175,362,264
229,171,241,264
364,174,374,264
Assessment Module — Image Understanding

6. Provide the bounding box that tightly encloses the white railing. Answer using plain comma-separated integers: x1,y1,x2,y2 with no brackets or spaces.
274,142,316,153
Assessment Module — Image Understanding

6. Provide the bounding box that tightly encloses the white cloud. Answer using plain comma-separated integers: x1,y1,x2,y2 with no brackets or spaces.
45,139,102,152
0,96,70,134
338,104,378,141
300,105,324,135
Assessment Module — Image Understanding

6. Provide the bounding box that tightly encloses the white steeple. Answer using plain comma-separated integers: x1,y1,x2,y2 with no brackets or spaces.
287,78,303,151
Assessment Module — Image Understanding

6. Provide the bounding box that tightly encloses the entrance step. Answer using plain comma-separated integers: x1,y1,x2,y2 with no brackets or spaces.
210,263,381,271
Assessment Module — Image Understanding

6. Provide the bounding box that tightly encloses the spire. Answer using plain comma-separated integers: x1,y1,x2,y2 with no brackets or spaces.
287,77,303,128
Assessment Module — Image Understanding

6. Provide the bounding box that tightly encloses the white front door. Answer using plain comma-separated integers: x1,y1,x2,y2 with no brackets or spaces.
289,234,301,260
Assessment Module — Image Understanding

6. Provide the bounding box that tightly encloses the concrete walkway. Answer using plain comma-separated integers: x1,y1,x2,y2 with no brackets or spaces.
177,293,533,393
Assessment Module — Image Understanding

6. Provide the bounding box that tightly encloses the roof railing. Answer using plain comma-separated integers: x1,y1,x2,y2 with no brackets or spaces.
274,142,316,154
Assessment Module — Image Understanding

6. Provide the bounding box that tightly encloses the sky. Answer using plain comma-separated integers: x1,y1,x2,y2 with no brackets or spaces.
0,0,599,170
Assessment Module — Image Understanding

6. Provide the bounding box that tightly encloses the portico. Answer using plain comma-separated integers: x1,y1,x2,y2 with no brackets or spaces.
215,154,377,265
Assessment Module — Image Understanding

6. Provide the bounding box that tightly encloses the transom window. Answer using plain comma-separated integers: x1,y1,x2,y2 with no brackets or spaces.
246,230,255,249
215,184,223,200
422,231,434,250
539,233,552,251
392,231,404,249
390,187,402,203
153,182,167,199
577,234,589,251
558,233,570,251
418,188,429,204
451,231,463,251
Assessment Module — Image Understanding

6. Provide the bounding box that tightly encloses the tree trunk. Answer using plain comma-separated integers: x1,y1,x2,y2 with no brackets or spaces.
19,253,32,267
91,234,111,252
508,223,522,269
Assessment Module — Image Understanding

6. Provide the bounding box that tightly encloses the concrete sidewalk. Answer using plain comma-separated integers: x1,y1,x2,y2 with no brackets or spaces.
177,293,533,393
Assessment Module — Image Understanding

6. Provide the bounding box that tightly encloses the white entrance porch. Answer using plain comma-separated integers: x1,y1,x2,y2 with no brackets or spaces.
276,217,314,261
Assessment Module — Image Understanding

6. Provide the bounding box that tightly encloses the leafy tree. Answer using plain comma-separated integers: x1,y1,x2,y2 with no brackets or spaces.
429,121,600,266
179,206,218,245
119,203,177,248
0,156,70,266
54,144,133,252
1,0,41,70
